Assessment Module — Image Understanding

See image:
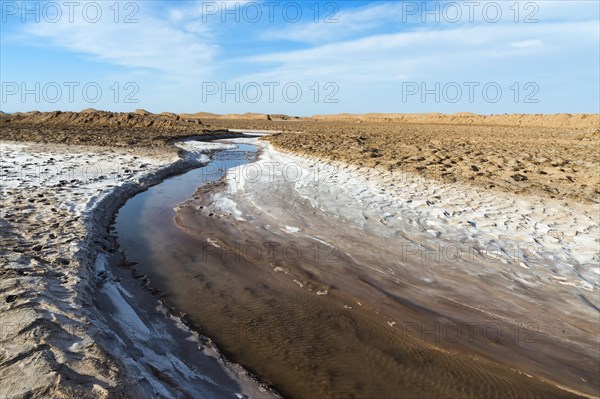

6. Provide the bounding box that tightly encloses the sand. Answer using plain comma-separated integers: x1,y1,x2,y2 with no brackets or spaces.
1,110,598,397
308,112,600,129
187,114,600,203
179,111,600,129
0,110,211,149
259,122,598,204
4,110,598,203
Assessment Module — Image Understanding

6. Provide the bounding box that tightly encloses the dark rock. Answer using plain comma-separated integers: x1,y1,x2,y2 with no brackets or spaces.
511,173,528,182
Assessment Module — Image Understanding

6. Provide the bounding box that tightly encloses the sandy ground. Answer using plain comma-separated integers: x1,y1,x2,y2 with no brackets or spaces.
180,137,599,397
0,140,277,398
0,110,598,397
3,111,598,204
264,124,599,204
181,111,599,129
179,115,600,204
308,112,600,129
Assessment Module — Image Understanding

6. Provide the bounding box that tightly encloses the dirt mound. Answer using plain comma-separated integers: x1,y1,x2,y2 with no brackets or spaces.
160,112,179,118
180,112,297,121
221,112,270,120
0,110,212,148
268,114,300,121
2,109,199,129
180,112,221,119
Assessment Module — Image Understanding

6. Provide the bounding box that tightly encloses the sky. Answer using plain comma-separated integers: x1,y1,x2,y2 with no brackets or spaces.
1,0,599,115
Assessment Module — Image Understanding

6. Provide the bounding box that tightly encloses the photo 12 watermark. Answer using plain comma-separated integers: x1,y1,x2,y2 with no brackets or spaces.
397,320,541,345
199,1,339,24
195,239,341,266
1,1,140,24
401,81,540,104
1,82,140,104
201,81,340,104
200,159,340,185
0,159,142,187
397,1,540,24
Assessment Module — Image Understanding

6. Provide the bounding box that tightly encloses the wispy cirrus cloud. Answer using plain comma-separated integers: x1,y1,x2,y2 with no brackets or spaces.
227,18,598,114
21,2,218,80
260,0,598,45
241,19,597,81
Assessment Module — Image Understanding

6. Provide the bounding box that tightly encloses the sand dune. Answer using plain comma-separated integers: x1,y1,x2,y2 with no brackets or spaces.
181,111,599,129
180,112,271,120
0,110,208,148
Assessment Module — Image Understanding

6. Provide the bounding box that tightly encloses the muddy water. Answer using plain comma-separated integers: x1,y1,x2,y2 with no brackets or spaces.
115,141,584,399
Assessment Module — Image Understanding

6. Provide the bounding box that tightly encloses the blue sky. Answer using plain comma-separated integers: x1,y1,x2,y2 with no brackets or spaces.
1,0,599,115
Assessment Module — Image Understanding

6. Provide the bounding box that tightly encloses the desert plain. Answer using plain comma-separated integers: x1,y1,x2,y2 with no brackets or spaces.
0,110,598,398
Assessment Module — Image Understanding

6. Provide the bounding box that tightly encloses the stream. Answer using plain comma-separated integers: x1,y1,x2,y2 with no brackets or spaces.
113,139,585,399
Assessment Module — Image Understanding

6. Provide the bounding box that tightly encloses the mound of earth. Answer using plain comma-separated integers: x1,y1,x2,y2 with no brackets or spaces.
0,110,212,148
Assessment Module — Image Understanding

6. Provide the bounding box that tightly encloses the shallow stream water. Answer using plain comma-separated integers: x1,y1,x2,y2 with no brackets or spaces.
114,140,584,399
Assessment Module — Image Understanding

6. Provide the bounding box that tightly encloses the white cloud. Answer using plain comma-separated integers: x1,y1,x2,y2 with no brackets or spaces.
260,2,403,43
239,21,597,83
225,16,598,114
23,2,217,80
260,1,599,44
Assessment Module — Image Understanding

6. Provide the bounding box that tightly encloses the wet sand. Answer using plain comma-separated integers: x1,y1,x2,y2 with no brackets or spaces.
116,139,597,398
174,204,592,399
